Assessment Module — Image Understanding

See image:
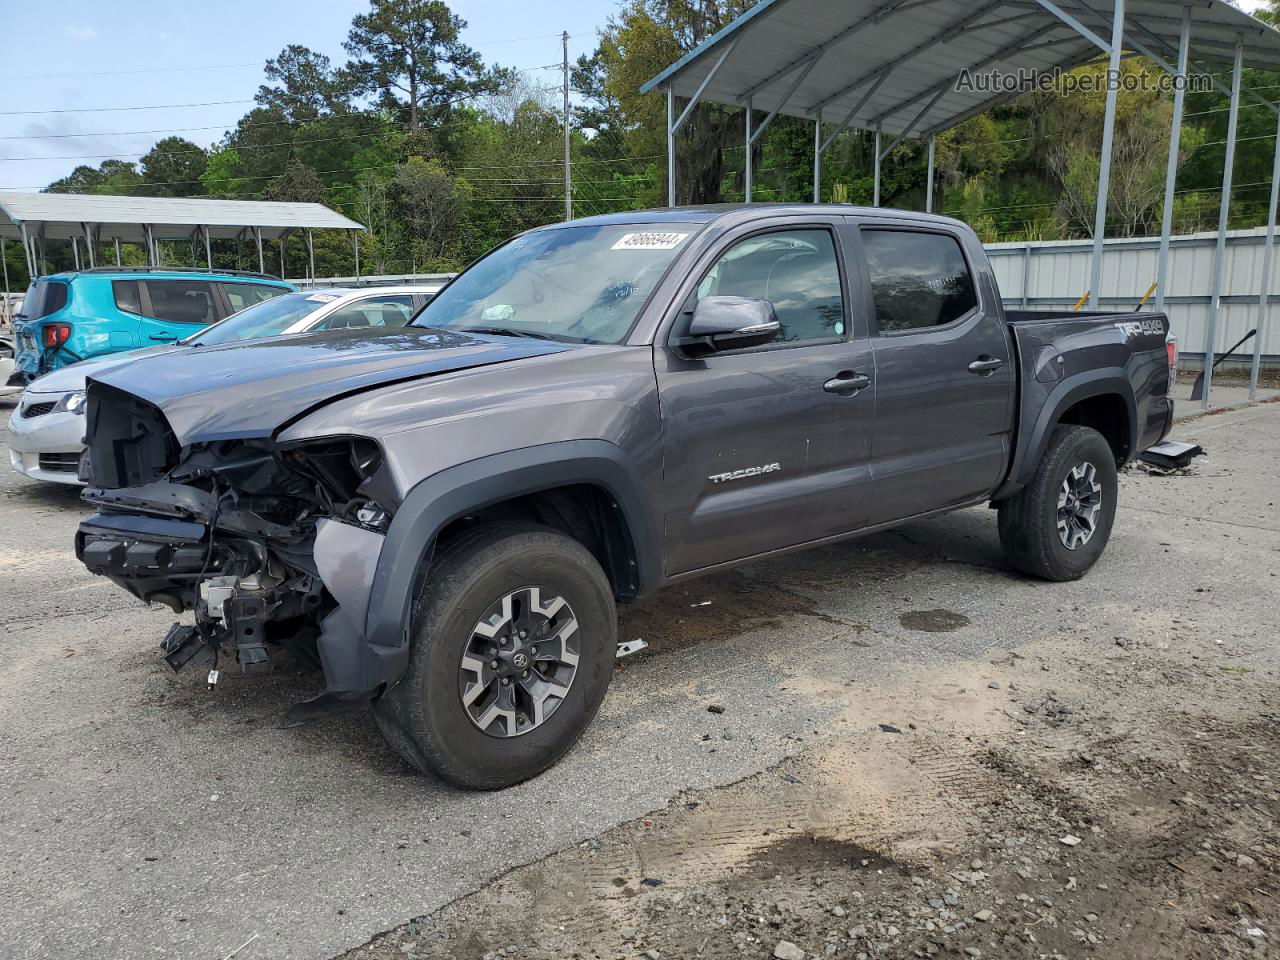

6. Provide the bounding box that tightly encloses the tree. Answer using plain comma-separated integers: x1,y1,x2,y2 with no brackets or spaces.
344,0,501,130
391,155,463,266
265,160,330,204
139,137,209,197
47,159,143,194
257,45,352,122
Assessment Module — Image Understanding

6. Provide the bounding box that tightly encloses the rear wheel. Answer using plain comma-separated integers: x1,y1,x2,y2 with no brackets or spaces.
998,425,1118,581
373,523,616,789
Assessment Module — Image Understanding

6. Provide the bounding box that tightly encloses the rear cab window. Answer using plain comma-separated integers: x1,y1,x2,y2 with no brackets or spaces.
860,229,979,334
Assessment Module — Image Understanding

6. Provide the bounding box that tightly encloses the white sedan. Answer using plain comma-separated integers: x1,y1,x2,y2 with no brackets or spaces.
8,284,443,484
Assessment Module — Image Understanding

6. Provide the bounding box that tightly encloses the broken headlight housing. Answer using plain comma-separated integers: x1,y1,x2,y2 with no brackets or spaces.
279,436,395,530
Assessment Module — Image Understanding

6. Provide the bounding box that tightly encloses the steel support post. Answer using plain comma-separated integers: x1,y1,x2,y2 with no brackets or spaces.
926,136,936,213
82,223,95,268
306,230,315,281
254,227,264,274
1249,95,1280,398
2,237,9,311
1156,7,1191,314
873,127,882,207
19,224,34,278
667,87,676,207
1203,38,1244,410
1022,245,1032,308
114,238,122,266
745,97,754,202
72,236,80,271
813,109,822,203
203,227,213,270
1088,0,1125,311
353,234,361,283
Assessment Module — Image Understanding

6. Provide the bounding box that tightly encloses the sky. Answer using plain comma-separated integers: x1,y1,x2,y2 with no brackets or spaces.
0,0,1273,193
0,0,618,192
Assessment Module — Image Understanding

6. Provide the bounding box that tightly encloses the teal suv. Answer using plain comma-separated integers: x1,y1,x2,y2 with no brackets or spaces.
8,267,293,384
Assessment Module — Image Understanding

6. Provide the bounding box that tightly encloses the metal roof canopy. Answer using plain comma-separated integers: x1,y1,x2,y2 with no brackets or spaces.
0,191,365,287
0,192,362,244
643,0,1280,409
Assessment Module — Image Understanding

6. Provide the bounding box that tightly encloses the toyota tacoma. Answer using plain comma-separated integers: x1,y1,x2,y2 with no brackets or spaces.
74,205,1175,788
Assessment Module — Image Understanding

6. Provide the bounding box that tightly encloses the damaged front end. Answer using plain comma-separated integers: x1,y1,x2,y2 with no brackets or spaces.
75,382,398,720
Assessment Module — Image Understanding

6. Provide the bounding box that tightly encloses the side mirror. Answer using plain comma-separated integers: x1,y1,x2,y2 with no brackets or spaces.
678,296,780,356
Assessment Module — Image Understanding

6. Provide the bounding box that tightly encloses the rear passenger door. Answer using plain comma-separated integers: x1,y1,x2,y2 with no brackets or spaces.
218,282,286,316
136,280,221,343
851,222,1015,524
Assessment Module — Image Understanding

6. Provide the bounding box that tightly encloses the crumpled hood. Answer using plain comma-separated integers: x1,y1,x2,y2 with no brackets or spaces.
88,326,574,445
27,344,183,395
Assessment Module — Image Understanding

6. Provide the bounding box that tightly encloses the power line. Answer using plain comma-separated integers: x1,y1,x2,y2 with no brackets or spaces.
0,99,255,117
0,62,261,82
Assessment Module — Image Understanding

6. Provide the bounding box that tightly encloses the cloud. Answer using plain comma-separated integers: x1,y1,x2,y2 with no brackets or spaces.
66,24,98,41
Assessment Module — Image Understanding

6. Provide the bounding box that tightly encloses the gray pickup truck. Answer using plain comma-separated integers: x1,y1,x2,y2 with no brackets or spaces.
75,205,1174,788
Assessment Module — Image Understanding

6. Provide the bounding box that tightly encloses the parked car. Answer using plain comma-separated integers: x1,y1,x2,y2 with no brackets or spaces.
0,334,15,398
74,205,1173,789
7,267,295,385
8,285,442,484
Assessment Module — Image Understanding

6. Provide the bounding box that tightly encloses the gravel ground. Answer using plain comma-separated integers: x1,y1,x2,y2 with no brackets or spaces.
1,394,1277,960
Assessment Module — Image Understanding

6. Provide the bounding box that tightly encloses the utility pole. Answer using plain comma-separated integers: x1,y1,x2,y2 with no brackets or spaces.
563,31,572,221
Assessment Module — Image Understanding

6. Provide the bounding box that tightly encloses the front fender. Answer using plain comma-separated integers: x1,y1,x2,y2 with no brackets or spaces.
364,439,661,655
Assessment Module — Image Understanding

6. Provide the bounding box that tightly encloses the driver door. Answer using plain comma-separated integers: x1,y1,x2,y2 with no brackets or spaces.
656,220,876,575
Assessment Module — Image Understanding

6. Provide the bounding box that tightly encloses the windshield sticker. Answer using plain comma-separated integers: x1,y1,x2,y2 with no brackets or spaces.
611,232,690,251
305,293,339,303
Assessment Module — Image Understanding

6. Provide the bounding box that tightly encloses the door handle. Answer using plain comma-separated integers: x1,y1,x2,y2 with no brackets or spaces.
823,371,871,395
149,333,177,342
968,356,1004,375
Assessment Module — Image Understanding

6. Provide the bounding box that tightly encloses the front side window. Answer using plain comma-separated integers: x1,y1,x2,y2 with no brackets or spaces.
222,282,286,314
315,295,415,330
696,229,845,344
144,280,217,325
413,223,700,344
862,230,978,333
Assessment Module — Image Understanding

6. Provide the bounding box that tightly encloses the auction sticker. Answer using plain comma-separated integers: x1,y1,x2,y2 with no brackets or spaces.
305,293,340,302
611,232,690,251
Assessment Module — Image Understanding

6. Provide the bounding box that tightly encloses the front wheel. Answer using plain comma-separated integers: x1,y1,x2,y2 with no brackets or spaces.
373,523,617,789
998,425,1119,581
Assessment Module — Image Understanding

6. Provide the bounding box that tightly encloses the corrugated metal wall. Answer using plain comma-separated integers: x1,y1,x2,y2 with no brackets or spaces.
986,227,1280,362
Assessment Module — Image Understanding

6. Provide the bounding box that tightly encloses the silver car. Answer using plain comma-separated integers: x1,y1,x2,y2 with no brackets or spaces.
8,285,442,484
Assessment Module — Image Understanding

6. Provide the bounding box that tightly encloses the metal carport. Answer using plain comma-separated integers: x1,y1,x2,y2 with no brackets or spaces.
642,0,1280,406
0,191,364,296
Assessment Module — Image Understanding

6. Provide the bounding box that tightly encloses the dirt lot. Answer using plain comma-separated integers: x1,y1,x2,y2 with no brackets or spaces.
344,404,1280,960
1,395,1278,960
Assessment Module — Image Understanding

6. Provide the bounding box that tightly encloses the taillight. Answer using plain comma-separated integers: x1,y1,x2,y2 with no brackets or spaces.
41,323,72,348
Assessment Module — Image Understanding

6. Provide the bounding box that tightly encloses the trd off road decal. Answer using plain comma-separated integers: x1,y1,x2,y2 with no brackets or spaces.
1114,317,1165,338
708,462,781,484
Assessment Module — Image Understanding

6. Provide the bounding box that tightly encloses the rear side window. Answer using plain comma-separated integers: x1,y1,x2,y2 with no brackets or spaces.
222,282,285,314
696,229,845,343
113,280,142,315
20,280,68,320
144,280,217,325
862,230,978,333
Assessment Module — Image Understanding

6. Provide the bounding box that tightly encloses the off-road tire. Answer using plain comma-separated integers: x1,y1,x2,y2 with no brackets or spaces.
373,523,616,789
998,425,1118,581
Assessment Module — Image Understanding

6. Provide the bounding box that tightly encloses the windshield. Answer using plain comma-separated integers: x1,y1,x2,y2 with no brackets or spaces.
181,292,336,346
412,224,699,344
